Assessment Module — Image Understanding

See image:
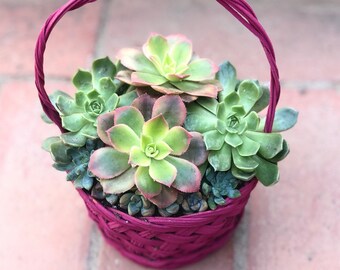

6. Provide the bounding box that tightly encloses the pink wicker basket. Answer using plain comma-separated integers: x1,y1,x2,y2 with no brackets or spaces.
35,0,280,268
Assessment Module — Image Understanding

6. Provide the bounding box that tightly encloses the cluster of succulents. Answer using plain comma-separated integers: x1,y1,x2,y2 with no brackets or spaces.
42,33,298,217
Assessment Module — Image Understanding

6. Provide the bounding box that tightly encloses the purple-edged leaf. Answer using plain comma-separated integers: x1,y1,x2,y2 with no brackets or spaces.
180,132,208,166
149,186,178,208
100,167,136,194
143,34,169,64
154,141,172,160
136,87,162,99
185,59,218,81
131,94,156,121
117,48,159,74
152,95,187,127
89,147,130,179
168,34,192,67
97,112,115,145
131,72,167,86
180,94,198,103
149,159,177,187
166,156,201,193
108,124,140,153
166,73,190,81
135,166,162,199
163,127,191,155
114,106,144,136
129,146,151,167
171,81,219,98
142,115,169,142
115,70,146,87
151,83,184,94
208,143,232,171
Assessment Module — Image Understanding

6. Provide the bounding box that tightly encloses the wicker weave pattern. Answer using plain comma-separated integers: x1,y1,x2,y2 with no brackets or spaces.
78,180,257,269
34,0,280,268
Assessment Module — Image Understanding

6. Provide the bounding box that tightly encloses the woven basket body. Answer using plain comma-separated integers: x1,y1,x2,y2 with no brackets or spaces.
78,180,257,268
35,0,280,268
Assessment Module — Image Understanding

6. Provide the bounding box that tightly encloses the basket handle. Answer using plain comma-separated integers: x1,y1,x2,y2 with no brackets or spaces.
35,0,280,133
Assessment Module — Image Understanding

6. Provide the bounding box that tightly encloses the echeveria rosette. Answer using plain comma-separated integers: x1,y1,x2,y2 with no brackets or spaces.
88,95,208,208
52,57,137,147
42,137,104,190
185,79,296,186
116,33,221,102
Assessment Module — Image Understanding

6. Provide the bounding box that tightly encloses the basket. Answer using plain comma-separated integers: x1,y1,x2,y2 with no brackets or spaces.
35,0,280,268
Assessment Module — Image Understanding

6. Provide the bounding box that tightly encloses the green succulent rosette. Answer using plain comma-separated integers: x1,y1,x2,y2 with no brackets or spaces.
185,63,298,186
50,57,137,147
88,94,208,208
116,33,221,102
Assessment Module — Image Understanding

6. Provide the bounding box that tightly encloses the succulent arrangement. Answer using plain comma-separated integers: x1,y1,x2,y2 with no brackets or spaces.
42,33,298,217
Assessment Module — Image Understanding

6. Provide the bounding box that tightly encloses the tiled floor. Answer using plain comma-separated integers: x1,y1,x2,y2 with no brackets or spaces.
0,0,339,269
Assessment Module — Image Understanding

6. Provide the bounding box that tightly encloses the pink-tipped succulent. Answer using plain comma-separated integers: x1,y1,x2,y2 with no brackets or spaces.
116,33,221,102
88,94,208,208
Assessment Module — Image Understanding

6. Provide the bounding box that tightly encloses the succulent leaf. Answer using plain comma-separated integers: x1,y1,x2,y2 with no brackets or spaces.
151,95,186,128
100,167,136,194
180,132,208,166
73,70,93,92
245,131,283,159
97,112,115,145
237,80,261,113
108,124,140,153
208,143,232,171
253,156,279,186
142,115,169,142
148,187,178,209
166,156,201,193
163,127,191,155
135,166,162,198
258,108,299,132
129,146,151,167
114,106,144,136
88,147,130,179
149,159,177,187
217,61,238,101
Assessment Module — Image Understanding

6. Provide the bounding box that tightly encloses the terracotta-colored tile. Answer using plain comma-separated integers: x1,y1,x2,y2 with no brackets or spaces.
247,89,340,270
0,80,92,270
0,0,101,77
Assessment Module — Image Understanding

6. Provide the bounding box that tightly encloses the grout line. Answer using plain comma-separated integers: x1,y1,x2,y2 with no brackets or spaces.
281,80,340,91
92,0,113,59
232,208,250,270
0,74,70,83
86,223,104,270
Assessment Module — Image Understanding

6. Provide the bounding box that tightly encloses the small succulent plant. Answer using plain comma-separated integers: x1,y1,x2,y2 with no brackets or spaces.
202,166,241,210
119,191,156,217
116,33,221,101
185,62,298,186
49,57,137,147
181,192,208,214
88,94,208,208
42,137,104,190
